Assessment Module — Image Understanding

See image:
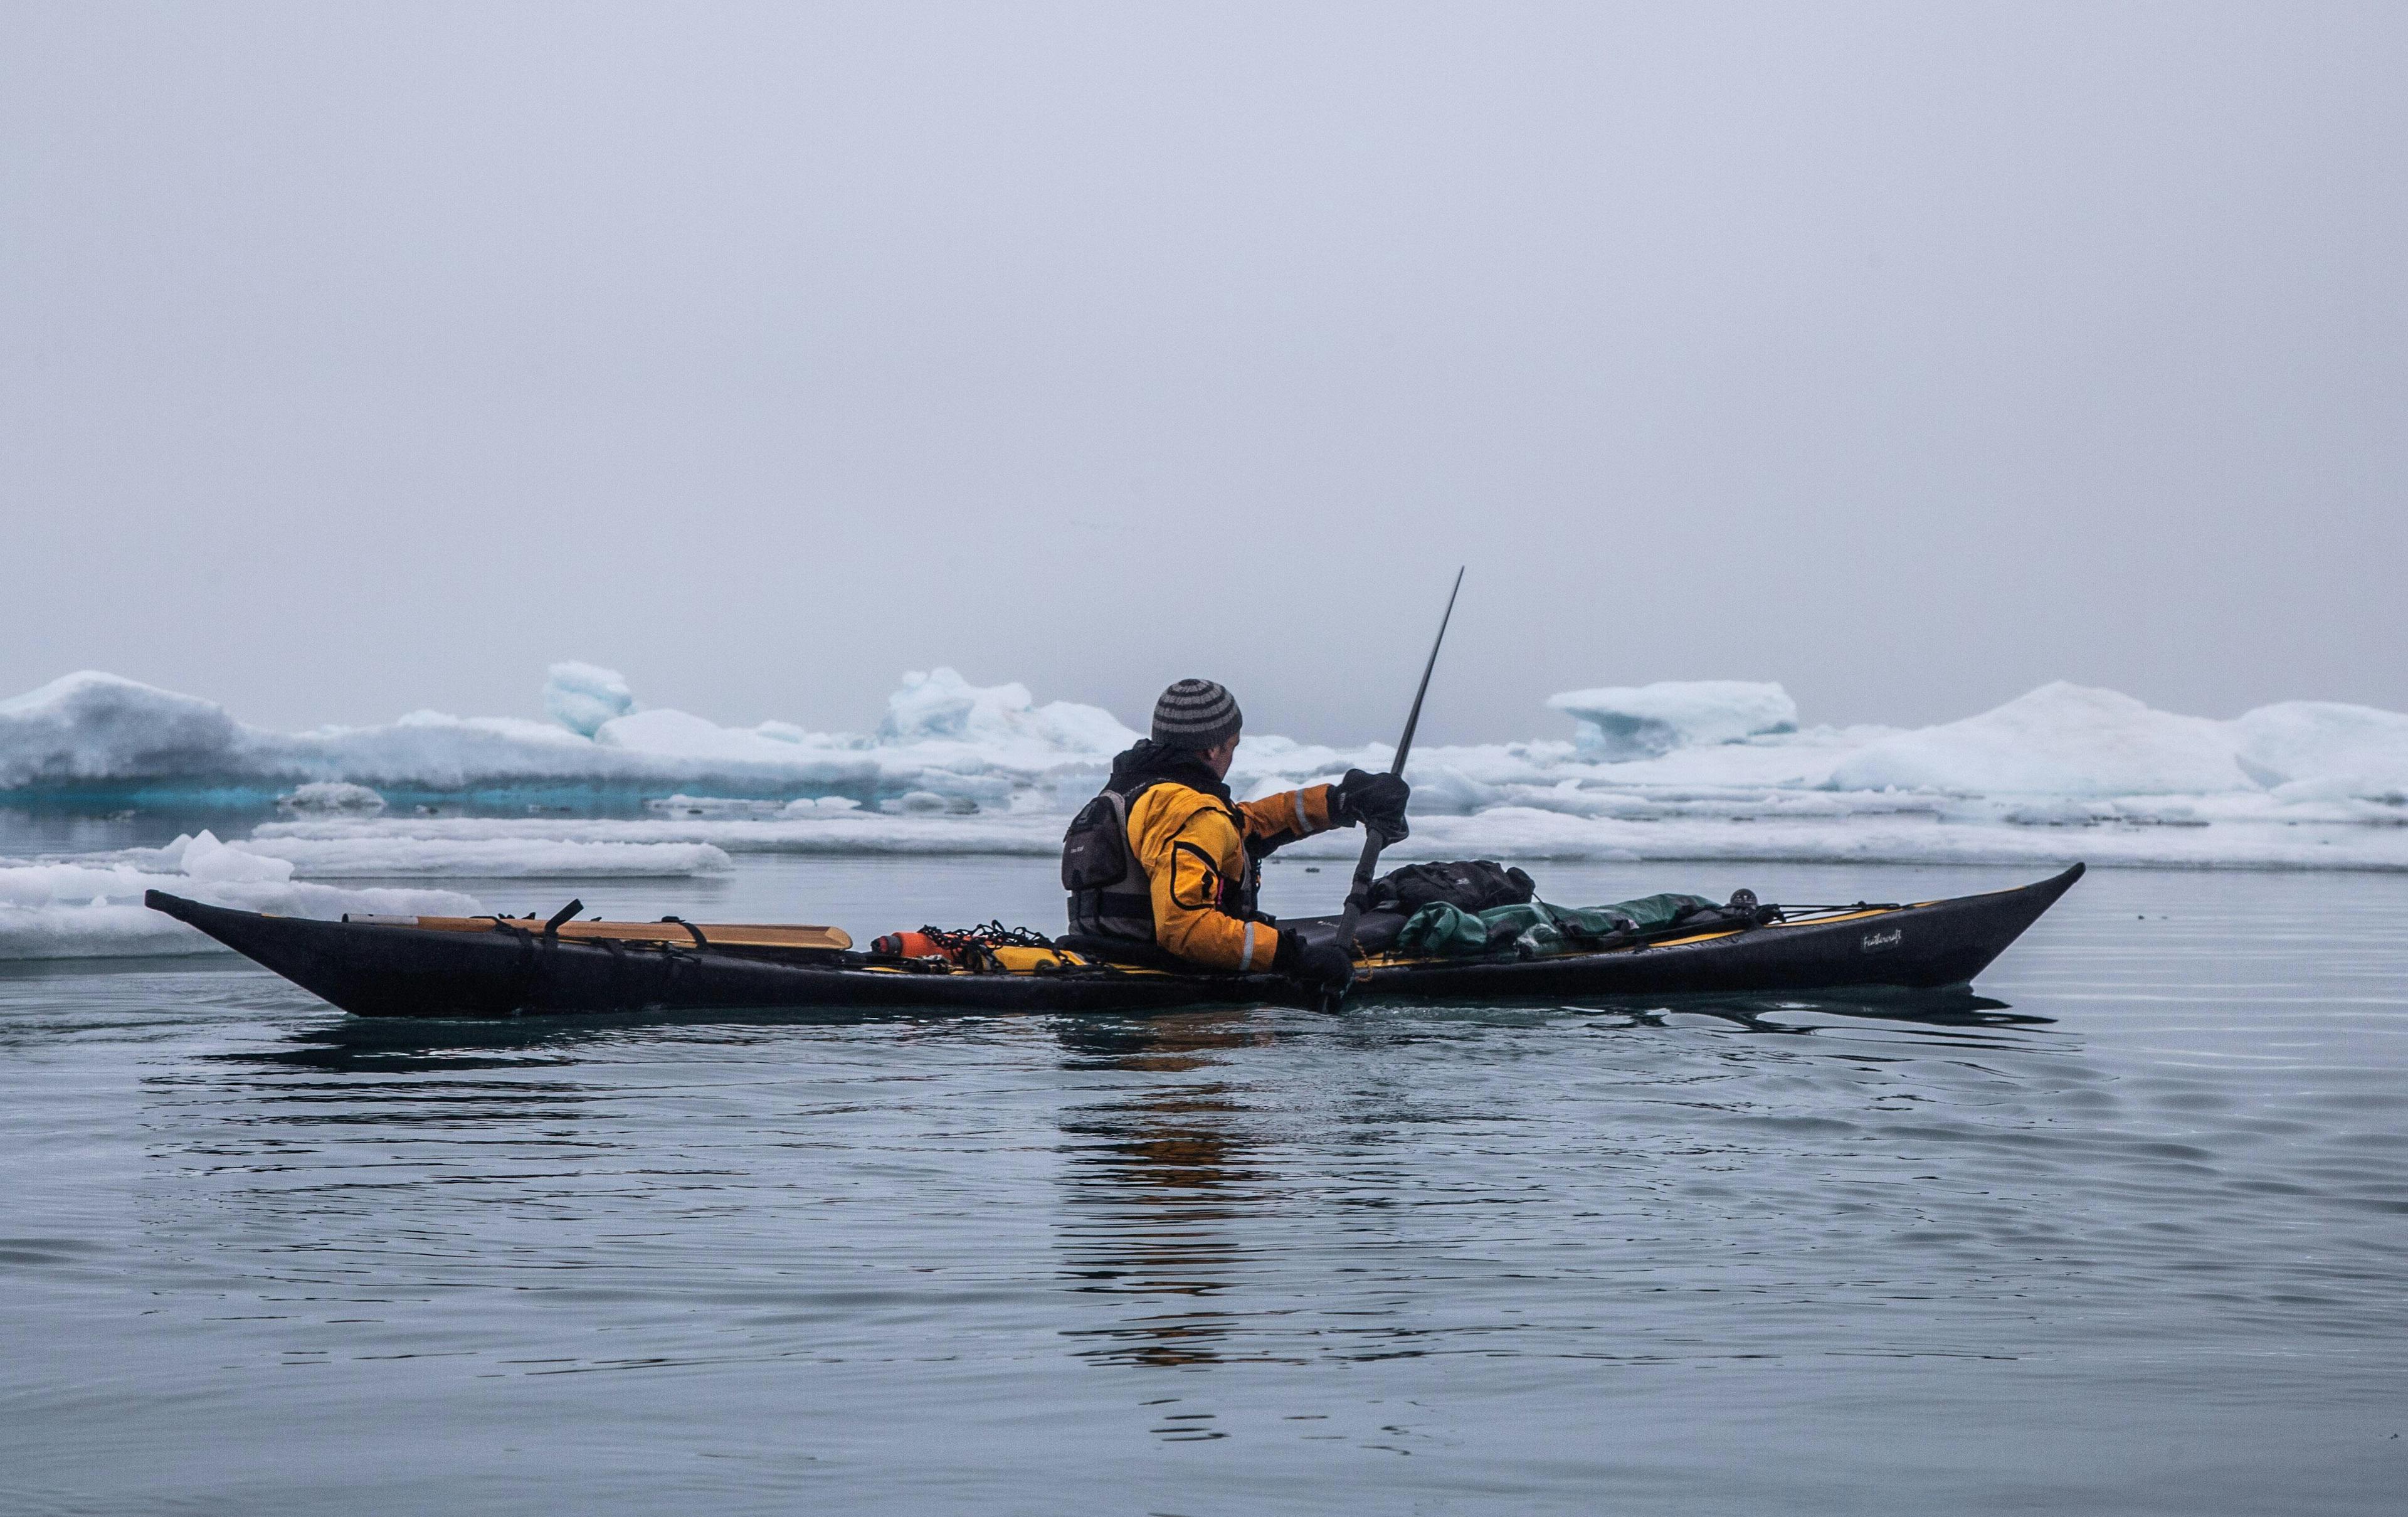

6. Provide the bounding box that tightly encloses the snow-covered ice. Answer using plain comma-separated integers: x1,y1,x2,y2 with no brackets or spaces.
0,671,246,792
82,828,732,881
255,811,1067,857
1828,683,2251,796
2231,702,2408,800
0,818,719,959
4,663,2406,932
249,788,2407,872
1546,680,1798,759
542,662,634,738
216,835,730,879
0,831,480,960
0,667,1127,808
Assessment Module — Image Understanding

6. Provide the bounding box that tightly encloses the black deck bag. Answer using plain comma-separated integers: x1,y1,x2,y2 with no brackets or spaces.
1366,860,1536,916
1286,906,1412,956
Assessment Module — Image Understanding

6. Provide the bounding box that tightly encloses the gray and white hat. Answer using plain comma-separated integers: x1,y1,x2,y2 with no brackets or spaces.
1151,679,1244,750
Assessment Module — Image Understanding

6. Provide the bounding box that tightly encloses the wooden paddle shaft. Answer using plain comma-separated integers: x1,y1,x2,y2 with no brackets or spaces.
1333,567,1465,960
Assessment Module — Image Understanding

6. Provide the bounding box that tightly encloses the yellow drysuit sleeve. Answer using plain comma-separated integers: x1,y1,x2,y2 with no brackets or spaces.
1236,784,1336,847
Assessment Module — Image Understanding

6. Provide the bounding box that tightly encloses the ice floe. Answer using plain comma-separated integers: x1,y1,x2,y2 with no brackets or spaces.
255,811,1067,857
247,785,2407,873
221,836,729,879
1546,680,1799,759
4,667,2406,896
95,828,732,880
0,666,1125,808
1827,683,2253,796
0,832,481,960
0,671,247,791
2230,702,2408,800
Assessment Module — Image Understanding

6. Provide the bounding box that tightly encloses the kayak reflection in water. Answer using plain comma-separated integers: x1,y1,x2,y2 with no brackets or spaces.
1054,1010,1275,1371
1060,680,1410,995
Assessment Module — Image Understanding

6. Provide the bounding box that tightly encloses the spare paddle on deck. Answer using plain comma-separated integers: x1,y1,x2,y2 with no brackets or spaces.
1322,567,1464,1010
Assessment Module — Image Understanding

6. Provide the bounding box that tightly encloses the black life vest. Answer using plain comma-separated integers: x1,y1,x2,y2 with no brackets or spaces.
1062,743,1254,946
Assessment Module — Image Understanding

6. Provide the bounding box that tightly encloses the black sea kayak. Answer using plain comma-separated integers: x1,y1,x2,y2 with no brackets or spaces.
144,865,2083,1019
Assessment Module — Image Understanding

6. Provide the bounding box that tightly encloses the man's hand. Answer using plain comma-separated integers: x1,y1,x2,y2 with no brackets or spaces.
1275,928,1356,991
1333,769,1411,841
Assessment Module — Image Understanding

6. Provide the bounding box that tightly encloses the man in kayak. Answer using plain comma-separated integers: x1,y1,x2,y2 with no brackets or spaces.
1062,678,1411,990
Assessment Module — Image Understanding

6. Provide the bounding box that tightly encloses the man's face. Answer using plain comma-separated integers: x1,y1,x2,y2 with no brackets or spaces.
1203,732,1240,779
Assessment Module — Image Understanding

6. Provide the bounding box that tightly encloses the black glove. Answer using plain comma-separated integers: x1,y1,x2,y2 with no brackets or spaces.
1275,928,1356,991
1332,768,1411,841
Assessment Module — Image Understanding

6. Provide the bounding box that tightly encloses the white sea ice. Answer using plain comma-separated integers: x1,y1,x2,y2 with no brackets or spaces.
2229,702,2408,797
0,665,1102,805
259,811,1069,857
228,837,732,878
1828,684,2255,796
1546,681,1800,759
177,830,295,883
5,664,2407,880
544,662,635,737
594,707,789,761
642,795,866,818
110,829,729,880
0,839,481,960
250,798,2408,872
0,671,246,789
877,666,1139,755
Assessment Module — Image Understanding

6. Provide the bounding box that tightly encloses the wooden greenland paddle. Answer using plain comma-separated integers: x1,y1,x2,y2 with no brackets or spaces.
1323,566,1464,1010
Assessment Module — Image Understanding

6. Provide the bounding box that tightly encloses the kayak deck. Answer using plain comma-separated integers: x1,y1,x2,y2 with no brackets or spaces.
356,912,853,953
144,864,2083,1020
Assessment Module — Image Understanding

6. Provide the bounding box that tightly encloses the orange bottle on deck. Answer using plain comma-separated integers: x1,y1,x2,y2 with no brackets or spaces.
870,931,953,961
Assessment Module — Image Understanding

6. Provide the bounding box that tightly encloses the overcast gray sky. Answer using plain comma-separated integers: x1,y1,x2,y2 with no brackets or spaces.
4,2,2402,744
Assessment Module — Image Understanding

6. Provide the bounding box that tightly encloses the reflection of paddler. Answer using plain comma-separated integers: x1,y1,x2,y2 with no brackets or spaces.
1061,680,1410,991
1054,1007,1272,1067
1055,1012,1267,1369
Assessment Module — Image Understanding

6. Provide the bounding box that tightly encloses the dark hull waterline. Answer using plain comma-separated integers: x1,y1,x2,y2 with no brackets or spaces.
145,865,2083,1020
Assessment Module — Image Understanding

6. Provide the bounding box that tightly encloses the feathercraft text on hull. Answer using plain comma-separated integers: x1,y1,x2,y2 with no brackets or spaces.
144,864,2083,1020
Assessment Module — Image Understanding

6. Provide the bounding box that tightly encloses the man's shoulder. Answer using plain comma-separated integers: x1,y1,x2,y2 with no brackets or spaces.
1127,780,1238,835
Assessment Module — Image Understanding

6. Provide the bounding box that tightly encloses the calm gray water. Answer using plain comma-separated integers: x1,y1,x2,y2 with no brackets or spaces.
4,857,2404,1514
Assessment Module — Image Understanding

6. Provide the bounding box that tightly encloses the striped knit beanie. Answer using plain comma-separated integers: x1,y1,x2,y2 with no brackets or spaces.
1151,679,1244,750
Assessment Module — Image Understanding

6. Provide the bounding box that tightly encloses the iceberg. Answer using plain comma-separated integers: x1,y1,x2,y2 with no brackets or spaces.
0,666,1123,809
2230,702,2408,799
542,662,635,737
1546,681,1800,759
879,666,1138,754
0,672,248,791
1827,683,2254,797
